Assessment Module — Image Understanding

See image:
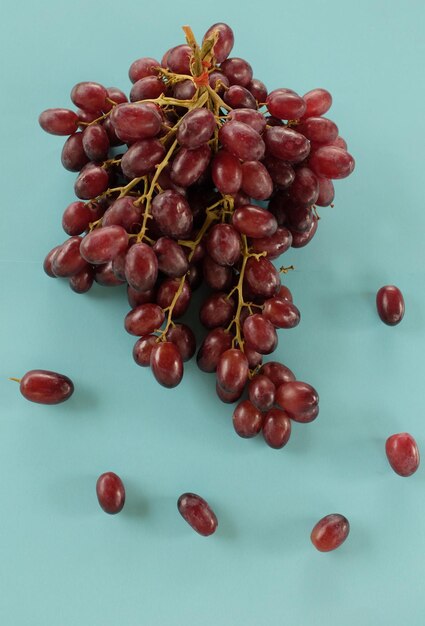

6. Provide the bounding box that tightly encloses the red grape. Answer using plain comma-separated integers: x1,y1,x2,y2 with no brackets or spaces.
218,121,265,161
130,76,165,101
259,361,295,387
156,278,191,317
309,146,355,179
376,285,405,326
125,303,165,336
250,227,292,259
71,82,107,113
102,197,142,232
200,292,235,329
82,124,110,161
52,236,87,277
177,493,218,536
74,163,109,199
150,341,183,388
129,57,160,83
232,205,277,238
96,472,125,514
39,108,79,135
69,267,94,293
43,246,61,277
18,369,74,405
121,139,166,178
110,103,162,142
264,127,310,163
220,57,253,87
216,348,249,393
263,298,301,328
248,375,275,411
170,144,211,187
385,433,420,477
153,237,189,277
276,381,319,421
233,400,264,437
263,408,291,448
311,514,349,552
197,328,233,372
243,314,277,354
266,89,306,120
302,88,332,118
241,161,273,200
166,324,196,361
206,224,241,266
133,335,157,366
211,150,242,195
244,256,280,298
125,242,158,292
61,132,90,171
80,225,128,264
177,108,216,149
203,22,234,63
151,191,193,238
224,85,257,110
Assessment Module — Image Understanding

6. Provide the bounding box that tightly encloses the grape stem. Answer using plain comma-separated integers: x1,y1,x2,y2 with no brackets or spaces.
9,377,21,383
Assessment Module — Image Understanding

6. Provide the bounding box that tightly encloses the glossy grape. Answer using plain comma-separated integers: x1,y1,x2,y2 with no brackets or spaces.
151,191,193,239
244,256,280,298
250,227,292,259
220,57,253,87
43,245,61,277
376,285,405,326
74,163,109,199
248,375,275,412
39,108,79,135
233,400,263,438
166,45,192,74
211,150,242,195
309,146,355,179
61,132,90,171
259,361,295,387
96,472,125,514
287,167,319,207
224,85,257,110
80,225,128,264
385,433,419,477
166,324,196,361
177,108,216,149
123,242,158,292
110,103,162,142
264,127,310,163
133,335,157,366
121,138,166,178
218,121,265,162
102,197,142,232
263,408,291,448
156,278,191,318
228,108,266,133
206,224,241,266
69,267,94,293
232,205,277,239
311,514,349,552
130,76,165,101
217,348,249,393
177,493,218,536
200,292,235,329
266,89,306,120
297,117,338,144
170,144,211,187
203,256,233,291
94,262,125,287
150,341,183,388
52,236,87,277
276,381,319,422
262,156,295,189
197,328,233,372
129,57,160,83
316,177,335,207
290,216,318,248
302,88,332,118
203,22,234,63
248,78,267,103
71,82,107,113
263,297,300,329
153,237,189,277
82,124,110,161
241,161,273,200
125,303,164,336
18,369,74,405
243,314,278,354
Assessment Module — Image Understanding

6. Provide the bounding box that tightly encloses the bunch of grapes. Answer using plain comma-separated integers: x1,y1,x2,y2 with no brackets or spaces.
39,22,355,448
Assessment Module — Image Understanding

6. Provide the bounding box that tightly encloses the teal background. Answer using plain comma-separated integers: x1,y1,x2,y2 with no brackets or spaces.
1,1,424,624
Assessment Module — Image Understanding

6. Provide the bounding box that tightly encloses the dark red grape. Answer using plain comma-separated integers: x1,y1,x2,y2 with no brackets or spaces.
263,408,291,448
266,89,306,120
110,103,162,142
177,492,218,536
250,227,292,259
276,381,319,421
248,375,275,412
39,108,79,135
151,191,193,238
211,150,242,195
203,22,234,63
220,57,253,87
150,341,183,388
124,242,158,292
127,285,155,308
166,45,192,74
262,156,295,189
74,163,109,199
173,79,197,100
216,381,244,403
94,262,125,286
61,132,90,171
216,348,249,393
80,225,128,264
241,161,273,200
276,285,293,302
203,256,233,291
43,245,61,277
263,298,300,329
156,278,191,317
290,216,318,248
259,361,295,387
316,177,335,206
244,256,280,298
18,369,74,404
170,144,211,187
233,400,263,437
102,197,142,232
311,514,349,552
166,324,196,361
125,303,164,336
121,138,166,178
376,285,405,326
248,78,267,103
309,146,355,179
96,472,125,514
206,224,241,266
287,167,319,207
52,236,87,277
296,117,338,144
130,76,165,101
264,127,310,163
302,88,332,118
197,328,233,372
82,124,110,161
232,205,277,238
133,335,157,366
243,314,277,354
129,57,160,83
200,292,235,329
153,237,189,277
177,108,216,149
104,86,128,109
224,85,257,110
71,82,107,113
69,267,94,293
218,121,265,162
228,108,266,133
385,433,419,477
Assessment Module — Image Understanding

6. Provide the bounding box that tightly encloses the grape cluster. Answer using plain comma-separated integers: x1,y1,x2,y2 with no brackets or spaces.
40,23,355,447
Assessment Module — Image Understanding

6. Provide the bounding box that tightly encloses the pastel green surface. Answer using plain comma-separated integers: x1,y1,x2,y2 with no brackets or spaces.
1,1,424,624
